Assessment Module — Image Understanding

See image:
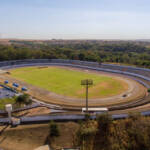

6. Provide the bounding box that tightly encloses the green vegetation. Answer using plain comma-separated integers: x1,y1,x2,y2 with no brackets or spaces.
77,119,97,150
49,121,60,138
15,94,32,106
1,114,150,150
0,40,150,68
0,97,16,110
0,94,32,110
10,67,126,98
77,114,150,150
48,121,60,149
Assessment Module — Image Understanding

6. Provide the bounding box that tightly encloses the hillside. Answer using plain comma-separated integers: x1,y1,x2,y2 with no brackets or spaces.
1,114,150,150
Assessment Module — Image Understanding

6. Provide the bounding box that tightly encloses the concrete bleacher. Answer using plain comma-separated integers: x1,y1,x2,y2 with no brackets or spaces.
0,59,150,86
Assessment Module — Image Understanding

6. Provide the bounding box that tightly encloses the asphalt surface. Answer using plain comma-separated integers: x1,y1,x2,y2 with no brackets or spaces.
0,85,15,99
0,111,150,125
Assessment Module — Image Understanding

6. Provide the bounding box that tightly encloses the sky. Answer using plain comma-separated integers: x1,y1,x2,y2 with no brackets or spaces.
0,0,150,39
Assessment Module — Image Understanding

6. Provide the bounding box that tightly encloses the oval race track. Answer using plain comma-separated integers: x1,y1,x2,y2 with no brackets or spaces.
0,59,150,124
0,59,150,109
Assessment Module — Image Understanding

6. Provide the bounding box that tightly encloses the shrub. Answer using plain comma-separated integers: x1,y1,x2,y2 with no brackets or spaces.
15,94,32,106
49,121,60,138
85,113,91,121
97,113,112,133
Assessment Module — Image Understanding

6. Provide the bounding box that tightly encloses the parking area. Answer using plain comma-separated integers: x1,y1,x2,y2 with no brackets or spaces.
0,85,15,99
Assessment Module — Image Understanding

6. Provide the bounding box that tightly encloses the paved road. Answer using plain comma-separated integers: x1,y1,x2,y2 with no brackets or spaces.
1,110,150,125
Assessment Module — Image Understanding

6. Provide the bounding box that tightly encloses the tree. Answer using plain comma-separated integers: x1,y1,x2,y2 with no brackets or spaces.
15,94,32,106
77,120,97,150
0,41,150,68
97,113,112,133
93,114,113,150
49,121,60,138
78,53,85,60
97,56,102,65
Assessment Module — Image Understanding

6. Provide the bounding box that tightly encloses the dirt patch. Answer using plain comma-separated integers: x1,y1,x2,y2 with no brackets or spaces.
0,124,49,150
38,66,48,69
0,122,79,150
76,79,129,99
13,107,51,117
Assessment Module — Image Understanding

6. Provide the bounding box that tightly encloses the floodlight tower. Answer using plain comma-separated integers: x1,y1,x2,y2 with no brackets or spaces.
81,79,93,113
5,104,12,124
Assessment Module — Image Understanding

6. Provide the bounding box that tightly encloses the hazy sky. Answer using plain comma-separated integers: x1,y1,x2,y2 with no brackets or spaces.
0,0,150,39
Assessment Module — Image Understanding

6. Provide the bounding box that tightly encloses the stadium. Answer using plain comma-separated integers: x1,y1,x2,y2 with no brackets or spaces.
0,59,150,112
1,59,150,150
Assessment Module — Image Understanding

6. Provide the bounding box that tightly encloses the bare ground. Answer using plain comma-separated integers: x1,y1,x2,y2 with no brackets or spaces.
0,122,79,150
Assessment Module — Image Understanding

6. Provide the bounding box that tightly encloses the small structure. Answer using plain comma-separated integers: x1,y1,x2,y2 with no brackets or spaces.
5,104,12,124
4,80,9,84
82,107,108,114
21,87,28,91
12,83,19,88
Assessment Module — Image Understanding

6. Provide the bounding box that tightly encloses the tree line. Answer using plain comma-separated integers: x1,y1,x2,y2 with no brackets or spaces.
47,113,150,150
76,113,150,150
0,41,150,68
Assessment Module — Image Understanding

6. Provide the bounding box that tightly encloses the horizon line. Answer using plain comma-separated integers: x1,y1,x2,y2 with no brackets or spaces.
1,38,150,41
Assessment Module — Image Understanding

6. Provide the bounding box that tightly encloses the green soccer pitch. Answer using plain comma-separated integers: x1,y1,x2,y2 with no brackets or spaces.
9,66,128,99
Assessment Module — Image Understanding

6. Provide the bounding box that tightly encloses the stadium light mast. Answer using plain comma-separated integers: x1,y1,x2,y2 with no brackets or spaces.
81,79,93,113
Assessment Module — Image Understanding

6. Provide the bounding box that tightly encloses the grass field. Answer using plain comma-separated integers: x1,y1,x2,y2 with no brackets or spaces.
9,67,127,98
0,97,16,110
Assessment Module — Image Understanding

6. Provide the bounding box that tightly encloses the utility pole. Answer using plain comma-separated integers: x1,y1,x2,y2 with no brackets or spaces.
81,79,93,113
